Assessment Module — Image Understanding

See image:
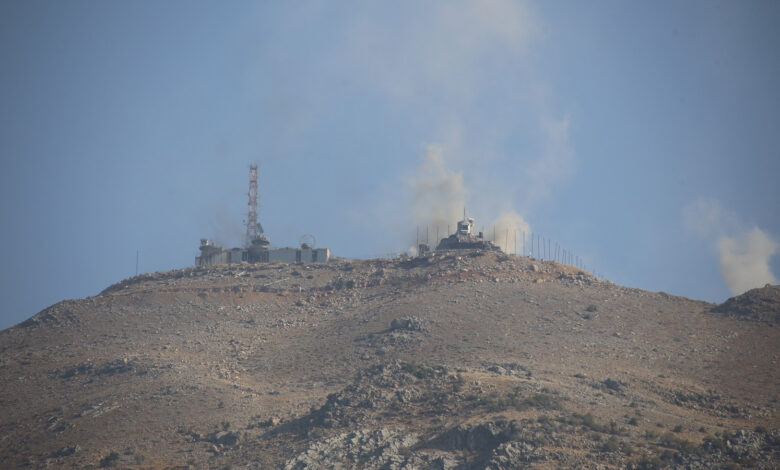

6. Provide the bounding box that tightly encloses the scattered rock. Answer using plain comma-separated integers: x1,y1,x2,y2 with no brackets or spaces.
432,421,514,453
390,317,425,332
712,284,779,323
283,428,420,470
51,445,79,458
95,358,134,376
263,416,282,427
4,251,778,470
207,430,239,446
601,378,625,393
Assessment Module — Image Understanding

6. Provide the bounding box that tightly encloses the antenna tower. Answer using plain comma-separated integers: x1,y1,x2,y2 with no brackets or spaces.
245,165,259,247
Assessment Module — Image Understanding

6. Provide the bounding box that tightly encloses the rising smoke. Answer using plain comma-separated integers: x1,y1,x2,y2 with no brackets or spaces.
488,211,532,254
684,197,778,295
718,227,779,295
408,145,531,254
409,145,468,237
309,1,572,257
199,202,246,249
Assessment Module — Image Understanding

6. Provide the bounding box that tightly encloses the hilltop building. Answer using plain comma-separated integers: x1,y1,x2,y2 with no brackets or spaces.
435,216,500,252
195,239,329,266
195,165,330,267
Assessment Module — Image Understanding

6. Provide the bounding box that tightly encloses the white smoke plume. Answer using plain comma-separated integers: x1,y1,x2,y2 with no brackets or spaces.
409,145,469,239
488,211,532,254
683,197,778,295
408,146,531,254
717,227,779,294
312,2,573,256
683,197,740,238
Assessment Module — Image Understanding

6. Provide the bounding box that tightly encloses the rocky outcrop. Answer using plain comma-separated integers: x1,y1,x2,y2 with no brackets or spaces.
283,428,420,470
390,317,426,332
712,284,779,323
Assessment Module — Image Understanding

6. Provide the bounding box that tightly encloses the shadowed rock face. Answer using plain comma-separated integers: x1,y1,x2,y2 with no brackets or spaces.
712,284,780,323
0,252,777,468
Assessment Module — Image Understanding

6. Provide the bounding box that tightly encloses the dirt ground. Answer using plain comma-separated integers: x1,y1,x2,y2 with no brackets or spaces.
0,251,777,468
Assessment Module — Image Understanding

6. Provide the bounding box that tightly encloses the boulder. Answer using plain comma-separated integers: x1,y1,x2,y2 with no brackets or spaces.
208,430,239,446
390,317,425,332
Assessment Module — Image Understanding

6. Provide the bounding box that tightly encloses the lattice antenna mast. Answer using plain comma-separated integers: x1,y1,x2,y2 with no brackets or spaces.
245,165,260,248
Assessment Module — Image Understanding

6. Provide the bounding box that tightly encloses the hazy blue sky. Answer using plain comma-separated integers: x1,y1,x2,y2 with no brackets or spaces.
1,1,778,329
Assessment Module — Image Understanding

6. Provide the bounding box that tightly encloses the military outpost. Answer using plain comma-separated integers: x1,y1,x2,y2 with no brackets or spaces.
195,166,330,267
430,215,500,253
196,167,506,268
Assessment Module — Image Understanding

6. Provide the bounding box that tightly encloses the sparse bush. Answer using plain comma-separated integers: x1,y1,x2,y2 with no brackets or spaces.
659,449,678,462
99,451,119,467
452,373,465,392
569,413,624,434
602,378,623,392
519,393,563,411
672,424,683,433
401,363,431,379
476,393,499,410
644,430,659,439
537,415,558,433
607,420,623,435
580,413,599,430
600,436,633,455
628,417,639,426
601,436,620,452
635,454,663,469
471,389,564,413
659,432,694,452
702,434,727,453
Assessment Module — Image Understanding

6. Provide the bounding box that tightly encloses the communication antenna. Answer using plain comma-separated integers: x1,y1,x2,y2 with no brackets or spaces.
245,165,260,248
299,234,316,249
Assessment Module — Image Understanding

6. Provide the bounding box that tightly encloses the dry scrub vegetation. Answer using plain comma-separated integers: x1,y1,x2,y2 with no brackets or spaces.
0,251,777,468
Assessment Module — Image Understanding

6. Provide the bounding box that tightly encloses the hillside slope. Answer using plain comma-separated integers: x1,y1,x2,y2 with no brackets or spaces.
0,251,777,468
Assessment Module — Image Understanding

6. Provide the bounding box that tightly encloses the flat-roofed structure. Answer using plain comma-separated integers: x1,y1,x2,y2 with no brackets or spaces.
195,239,329,267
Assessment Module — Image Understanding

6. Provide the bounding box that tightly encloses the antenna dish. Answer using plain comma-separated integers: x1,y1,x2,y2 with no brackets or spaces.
299,234,316,249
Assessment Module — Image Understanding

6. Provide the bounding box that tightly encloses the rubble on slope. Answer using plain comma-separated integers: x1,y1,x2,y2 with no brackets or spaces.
711,284,779,324
263,362,780,469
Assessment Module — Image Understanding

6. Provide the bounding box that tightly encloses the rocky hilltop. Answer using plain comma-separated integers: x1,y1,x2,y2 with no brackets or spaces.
0,251,777,468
